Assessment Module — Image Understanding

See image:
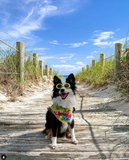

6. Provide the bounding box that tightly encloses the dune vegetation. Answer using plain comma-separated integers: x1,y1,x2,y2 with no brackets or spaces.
75,49,129,96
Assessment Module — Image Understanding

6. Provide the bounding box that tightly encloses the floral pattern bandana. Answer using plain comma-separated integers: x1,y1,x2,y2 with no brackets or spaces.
49,105,73,124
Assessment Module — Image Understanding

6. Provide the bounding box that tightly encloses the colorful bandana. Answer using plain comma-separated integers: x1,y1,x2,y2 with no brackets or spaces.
49,105,73,124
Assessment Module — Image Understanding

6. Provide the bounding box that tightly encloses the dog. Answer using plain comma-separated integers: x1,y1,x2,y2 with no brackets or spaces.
43,73,78,149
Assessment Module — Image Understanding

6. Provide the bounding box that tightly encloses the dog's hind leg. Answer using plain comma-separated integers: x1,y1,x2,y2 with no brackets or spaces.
45,129,52,139
43,109,53,139
68,119,78,145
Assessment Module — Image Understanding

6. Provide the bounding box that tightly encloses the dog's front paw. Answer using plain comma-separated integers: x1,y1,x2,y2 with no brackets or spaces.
51,137,57,149
50,143,57,150
72,139,78,145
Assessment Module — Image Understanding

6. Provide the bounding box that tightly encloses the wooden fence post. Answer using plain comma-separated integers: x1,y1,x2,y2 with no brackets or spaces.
92,60,96,67
86,65,89,70
100,53,105,68
33,53,38,69
82,67,84,72
114,43,123,78
16,41,24,93
45,65,49,76
49,68,53,75
39,60,43,77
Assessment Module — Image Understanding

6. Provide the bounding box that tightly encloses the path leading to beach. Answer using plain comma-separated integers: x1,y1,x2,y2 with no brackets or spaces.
0,83,129,159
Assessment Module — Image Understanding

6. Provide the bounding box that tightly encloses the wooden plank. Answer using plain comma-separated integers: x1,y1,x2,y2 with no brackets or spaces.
0,151,129,159
0,85,129,159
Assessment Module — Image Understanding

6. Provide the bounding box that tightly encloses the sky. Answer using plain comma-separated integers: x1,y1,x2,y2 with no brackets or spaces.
0,0,129,75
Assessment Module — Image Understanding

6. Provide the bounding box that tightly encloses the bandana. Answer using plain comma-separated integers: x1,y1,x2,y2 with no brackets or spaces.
49,105,73,124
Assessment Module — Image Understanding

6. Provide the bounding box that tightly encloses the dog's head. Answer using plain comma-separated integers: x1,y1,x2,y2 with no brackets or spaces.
52,73,76,100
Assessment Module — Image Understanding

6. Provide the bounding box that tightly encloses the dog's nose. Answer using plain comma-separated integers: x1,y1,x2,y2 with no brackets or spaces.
60,88,65,93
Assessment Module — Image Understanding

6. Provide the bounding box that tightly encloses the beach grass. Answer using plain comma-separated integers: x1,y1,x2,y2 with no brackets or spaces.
75,58,114,87
75,51,129,95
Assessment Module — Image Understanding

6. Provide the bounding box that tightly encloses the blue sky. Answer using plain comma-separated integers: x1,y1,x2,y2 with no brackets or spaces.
0,0,129,75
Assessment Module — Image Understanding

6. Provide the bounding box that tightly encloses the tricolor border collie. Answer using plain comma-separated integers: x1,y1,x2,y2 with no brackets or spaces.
43,73,78,149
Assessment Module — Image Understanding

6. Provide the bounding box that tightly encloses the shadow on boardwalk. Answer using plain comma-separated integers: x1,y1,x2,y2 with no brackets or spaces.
79,95,107,160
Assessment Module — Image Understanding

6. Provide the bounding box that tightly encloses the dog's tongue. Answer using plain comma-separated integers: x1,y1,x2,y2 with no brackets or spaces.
61,93,66,99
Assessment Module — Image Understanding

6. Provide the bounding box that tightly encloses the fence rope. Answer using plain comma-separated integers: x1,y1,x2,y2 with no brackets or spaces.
0,39,19,52
0,39,37,59
25,54,34,58
0,72,19,75
123,48,129,55
101,48,128,61
104,54,115,60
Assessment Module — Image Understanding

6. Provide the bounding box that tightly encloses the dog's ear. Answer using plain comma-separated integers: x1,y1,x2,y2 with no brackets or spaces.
53,75,61,84
66,73,75,84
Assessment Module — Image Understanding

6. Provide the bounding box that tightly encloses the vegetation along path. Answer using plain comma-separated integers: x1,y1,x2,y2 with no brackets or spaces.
0,83,129,160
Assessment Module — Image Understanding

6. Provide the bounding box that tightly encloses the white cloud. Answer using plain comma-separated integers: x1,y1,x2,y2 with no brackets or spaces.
93,30,102,36
76,61,85,66
1,0,81,40
36,53,46,56
52,64,83,73
38,53,75,61
25,0,37,4
9,5,57,39
91,51,98,54
25,0,51,5
86,56,93,58
52,64,75,69
65,41,88,48
60,60,66,63
52,64,81,72
49,40,58,45
11,22,40,38
92,30,128,48
113,38,127,44
92,31,115,47
21,8,34,25
40,56,56,60
103,37,128,48
59,54,74,60
39,5,57,19
27,48,48,51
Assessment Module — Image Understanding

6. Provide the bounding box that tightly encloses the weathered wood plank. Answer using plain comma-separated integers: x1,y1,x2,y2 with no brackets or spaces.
0,151,129,159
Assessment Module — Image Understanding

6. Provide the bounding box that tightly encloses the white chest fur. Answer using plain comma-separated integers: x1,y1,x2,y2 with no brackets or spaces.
52,95,76,109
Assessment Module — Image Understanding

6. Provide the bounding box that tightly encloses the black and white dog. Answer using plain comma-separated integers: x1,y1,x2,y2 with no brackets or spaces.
43,73,78,149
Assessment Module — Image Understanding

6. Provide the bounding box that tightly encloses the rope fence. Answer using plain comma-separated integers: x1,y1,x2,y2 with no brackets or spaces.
104,48,129,61
0,72,19,75
104,54,115,60
25,53,35,58
82,43,129,77
0,39,53,92
0,39,19,52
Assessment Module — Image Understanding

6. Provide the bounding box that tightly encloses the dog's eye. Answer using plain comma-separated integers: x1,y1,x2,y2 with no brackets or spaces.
56,83,62,89
64,83,71,89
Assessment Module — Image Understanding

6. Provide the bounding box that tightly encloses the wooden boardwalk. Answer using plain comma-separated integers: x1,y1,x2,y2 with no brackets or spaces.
0,85,129,160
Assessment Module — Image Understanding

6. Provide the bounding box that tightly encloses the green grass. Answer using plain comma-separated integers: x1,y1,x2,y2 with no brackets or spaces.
0,48,60,97
0,49,60,81
75,58,114,87
75,34,129,96
75,50,129,96
116,50,129,96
